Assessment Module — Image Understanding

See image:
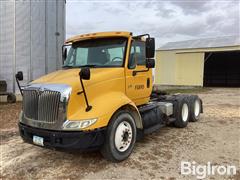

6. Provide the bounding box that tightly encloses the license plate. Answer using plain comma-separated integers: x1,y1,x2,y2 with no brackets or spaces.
33,135,44,146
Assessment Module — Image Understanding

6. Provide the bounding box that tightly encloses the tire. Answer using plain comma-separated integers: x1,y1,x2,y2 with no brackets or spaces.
188,95,202,122
174,97,190,128
100,110,137,162
7,94,16,103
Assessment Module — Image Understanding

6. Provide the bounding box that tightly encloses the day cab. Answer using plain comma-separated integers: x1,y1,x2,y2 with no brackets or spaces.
17,31,203,162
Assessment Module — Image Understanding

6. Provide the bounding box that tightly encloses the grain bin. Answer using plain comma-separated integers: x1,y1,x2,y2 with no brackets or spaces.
0,0,66,94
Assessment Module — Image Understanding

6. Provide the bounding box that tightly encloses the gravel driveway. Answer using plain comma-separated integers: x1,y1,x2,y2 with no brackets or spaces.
0,88,239,179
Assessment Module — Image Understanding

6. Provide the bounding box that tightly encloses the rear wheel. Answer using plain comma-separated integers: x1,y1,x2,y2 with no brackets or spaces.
174,97,190,128
101,110,137,162
188,96,202,122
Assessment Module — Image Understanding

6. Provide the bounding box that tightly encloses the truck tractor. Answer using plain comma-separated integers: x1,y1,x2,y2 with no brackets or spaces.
16,31,203,162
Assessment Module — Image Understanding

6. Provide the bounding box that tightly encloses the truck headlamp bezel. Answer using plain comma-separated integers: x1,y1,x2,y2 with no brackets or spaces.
62,118,97,130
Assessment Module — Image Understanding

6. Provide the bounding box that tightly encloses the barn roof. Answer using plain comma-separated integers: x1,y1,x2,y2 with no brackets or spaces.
159,36,240,50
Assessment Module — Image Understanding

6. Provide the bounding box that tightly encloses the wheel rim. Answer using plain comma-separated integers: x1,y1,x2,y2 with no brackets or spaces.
114,121,132,152
182,103,189,122
194,100,200,117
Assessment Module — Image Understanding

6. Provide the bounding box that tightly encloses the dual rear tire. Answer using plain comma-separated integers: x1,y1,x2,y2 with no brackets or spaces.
174,97,190,128
174,95,202,128
188,95,202,122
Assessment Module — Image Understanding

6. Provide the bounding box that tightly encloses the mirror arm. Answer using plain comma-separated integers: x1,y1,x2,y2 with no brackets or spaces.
77,91,84,95
78,77,92,112
15,76,23,96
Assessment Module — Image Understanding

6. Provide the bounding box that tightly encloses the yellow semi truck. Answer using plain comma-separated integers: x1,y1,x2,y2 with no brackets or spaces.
16,31,203,162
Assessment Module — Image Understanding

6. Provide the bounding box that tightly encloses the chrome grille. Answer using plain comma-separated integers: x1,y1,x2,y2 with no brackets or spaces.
23,90,61,123
23,90,38,120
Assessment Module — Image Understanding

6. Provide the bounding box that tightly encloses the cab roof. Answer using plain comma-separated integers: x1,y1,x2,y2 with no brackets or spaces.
65,31,132,44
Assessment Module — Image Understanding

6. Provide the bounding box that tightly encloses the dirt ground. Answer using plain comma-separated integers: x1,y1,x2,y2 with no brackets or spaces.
0,88,239,179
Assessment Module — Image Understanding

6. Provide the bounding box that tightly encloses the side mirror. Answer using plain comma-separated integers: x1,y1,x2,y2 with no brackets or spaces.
146,58,155,68
79,68,90,80
78,68,92,111
146,38,155,58
62,48,67,63
15,71,23,81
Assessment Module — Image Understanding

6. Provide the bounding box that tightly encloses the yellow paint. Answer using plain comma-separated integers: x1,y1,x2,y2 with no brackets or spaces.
65,31,132,44
32,32,153,130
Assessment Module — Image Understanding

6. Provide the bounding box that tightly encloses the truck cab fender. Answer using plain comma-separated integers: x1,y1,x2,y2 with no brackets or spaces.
68,92,143,130
117,103,143,130
96,92,143,130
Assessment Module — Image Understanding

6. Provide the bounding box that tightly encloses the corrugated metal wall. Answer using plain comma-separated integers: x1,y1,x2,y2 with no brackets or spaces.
0,0,65,93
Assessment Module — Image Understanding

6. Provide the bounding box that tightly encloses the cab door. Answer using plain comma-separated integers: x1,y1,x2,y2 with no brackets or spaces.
125,40,152,106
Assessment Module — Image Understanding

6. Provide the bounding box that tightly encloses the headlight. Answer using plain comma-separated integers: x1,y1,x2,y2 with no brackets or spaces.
62,118,97,130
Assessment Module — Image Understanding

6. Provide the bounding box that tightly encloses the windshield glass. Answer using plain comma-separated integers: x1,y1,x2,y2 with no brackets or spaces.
63,38,127,68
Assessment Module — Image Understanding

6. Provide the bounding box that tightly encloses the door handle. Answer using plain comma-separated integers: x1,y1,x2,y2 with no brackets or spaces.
147,78,150,88
132,68,150,76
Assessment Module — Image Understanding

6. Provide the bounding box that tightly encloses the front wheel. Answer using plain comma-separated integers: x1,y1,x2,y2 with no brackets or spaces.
100,110,137,162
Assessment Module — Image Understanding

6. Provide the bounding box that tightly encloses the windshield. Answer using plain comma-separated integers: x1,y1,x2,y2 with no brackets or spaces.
63,38,127,68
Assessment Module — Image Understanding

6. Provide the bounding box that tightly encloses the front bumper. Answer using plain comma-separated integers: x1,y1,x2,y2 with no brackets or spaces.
19,123,106,150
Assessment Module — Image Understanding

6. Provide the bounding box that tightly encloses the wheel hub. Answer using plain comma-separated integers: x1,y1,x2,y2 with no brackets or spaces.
182,103,189,122
115,121,132,152
122,131,129,142
194,100,200,117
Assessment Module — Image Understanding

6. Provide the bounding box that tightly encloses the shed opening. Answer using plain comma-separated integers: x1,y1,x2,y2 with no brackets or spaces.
204,51,240,87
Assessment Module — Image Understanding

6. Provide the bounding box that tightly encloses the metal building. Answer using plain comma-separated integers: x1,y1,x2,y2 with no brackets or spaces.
155,36,240,87
0,0,66,94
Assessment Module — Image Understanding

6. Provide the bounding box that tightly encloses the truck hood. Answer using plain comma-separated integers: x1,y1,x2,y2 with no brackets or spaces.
31,68,124,91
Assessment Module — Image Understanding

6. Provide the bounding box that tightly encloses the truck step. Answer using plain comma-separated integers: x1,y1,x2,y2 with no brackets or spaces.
168,118,176,123
143,123,165,134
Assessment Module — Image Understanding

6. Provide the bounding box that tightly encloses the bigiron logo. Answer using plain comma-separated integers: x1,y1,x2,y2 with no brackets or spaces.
180,161,237,179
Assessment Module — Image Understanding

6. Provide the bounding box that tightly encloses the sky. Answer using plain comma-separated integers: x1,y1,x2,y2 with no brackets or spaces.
66,0,239,48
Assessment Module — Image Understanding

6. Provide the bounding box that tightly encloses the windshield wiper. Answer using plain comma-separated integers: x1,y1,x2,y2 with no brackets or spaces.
77,65,99,68
62,65,74,68
62,64,101,69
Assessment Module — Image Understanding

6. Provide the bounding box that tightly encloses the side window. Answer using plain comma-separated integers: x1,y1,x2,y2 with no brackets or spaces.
135,41,146,65
65,47,75,66
128,42,136,69
128,40,146,69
